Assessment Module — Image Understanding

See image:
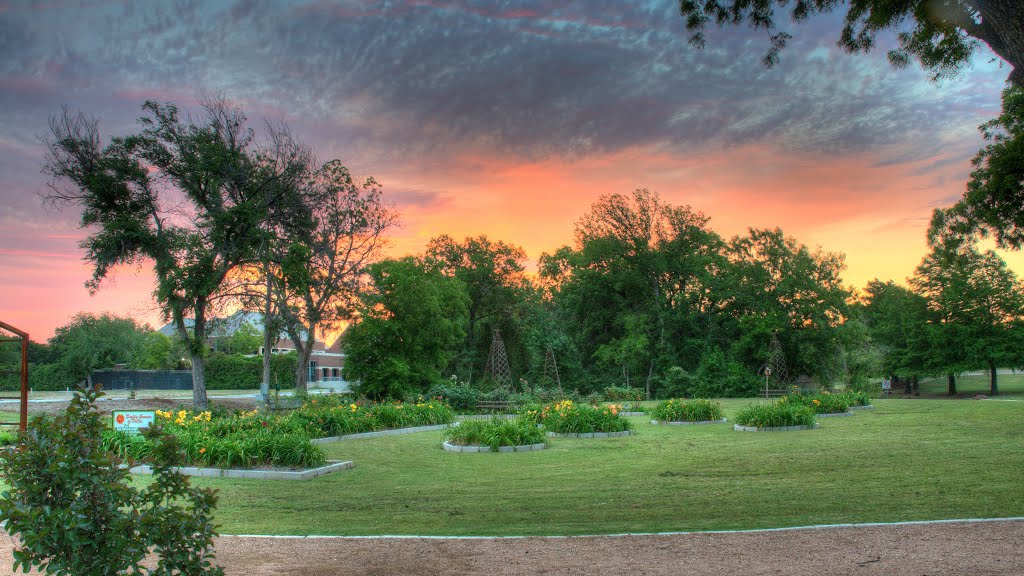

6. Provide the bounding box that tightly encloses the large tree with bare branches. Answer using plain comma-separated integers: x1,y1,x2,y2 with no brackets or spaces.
42,99,308,408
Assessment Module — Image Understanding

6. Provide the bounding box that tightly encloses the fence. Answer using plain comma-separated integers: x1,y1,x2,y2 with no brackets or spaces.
90,370,193,391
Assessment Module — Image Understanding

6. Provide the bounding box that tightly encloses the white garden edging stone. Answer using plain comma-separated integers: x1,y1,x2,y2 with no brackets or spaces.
442,441,546,453
619,411,647,417
815,411,855,418
545,430,633,438
129,460,354,481
849,405,875,410
650,418,727,426
733,423,820,432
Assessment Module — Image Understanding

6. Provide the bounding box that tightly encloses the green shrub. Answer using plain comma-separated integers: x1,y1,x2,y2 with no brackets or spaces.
735,402,816,428
0,429,17,446
424,383,480,410
650,398,723,422
839,390,873,407
204,352,296,390
0,385,223,575
443,416,546,450
603,386,645,402
540,400,632,434
779,392,850,414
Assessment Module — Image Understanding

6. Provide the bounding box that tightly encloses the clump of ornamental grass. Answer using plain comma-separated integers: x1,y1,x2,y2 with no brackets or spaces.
735,402,816,428
650,398,723,422
443,416,545,451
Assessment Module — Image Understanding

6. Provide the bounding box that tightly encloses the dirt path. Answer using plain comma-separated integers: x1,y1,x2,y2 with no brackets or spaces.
2,520,1021,575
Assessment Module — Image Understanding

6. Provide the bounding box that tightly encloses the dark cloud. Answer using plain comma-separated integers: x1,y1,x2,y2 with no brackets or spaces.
387,187,451,210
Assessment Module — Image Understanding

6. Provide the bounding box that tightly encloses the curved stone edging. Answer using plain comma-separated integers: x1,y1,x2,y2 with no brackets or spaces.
849,405,875,410
816,411,855,418
313,423,455,444
129,460,354,480
455,414,517,421
619,411,647,417
650,418,727,426
442,441,546,453
733,423,821,432
546,430,633,438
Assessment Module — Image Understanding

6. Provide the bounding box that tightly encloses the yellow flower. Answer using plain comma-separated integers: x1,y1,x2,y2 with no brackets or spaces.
812,399,821,405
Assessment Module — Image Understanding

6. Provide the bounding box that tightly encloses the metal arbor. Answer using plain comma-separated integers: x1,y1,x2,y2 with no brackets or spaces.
542,347,562,392
482,328,513,390
763,332,790,399
0,321,29,431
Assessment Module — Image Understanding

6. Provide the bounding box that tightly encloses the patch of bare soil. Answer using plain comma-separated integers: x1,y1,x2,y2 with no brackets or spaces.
2,520,1021,575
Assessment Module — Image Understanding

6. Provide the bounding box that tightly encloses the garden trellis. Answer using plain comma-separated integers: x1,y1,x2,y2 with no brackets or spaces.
0,320,29,431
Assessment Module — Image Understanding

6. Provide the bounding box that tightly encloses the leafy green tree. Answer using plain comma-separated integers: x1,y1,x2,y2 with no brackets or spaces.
343,257,469,399
910,222,1024,395
679,0,1023,84
860,280,934,387
47,313,148,384
942,86,1024,248
275,160,397,391
215,322,262,356
43,99,309,408
0,386,223,575
425,235,531,383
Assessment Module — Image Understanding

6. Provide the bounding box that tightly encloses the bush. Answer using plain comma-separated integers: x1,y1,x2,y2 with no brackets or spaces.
540,400,632,434
779,392,850,414
0,385,223,575
204,352,296,390
443,416,546,450
650,398,723,422
838,390,873,407
603,386,645,402
735,402,816,428
424,383,480,411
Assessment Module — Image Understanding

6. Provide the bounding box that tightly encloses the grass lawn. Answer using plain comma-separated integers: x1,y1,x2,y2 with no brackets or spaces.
182,398,1024,536
917,373,1024,398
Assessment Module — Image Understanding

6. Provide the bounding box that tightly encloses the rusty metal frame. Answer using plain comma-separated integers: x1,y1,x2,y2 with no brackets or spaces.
0,321,29,431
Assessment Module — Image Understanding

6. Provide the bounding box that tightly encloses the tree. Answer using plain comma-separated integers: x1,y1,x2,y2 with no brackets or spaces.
942,86,1024,248
859,280,934,387
215,322,262,356
425,235,531,383
343,258,469,399
679,0,1024,85
48,313,148,384
43,99,309,408
133,331,190,370
910,221,1024,395
275,160,397,391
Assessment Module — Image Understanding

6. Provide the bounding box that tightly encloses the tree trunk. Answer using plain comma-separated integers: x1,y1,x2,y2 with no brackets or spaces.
975,0,1024,86
190,352,208,410
912,375,919,396
261,268,273,403
645,360,654,401
989,359,999,396
947,373,957,396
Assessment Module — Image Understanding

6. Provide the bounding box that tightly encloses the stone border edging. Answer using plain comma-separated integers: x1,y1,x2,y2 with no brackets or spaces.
129,460,354,481
816,411,854,418
312,423,454,444
733,423,821,432
651,418,727,426
546,430,633,438
441,441,546,453
619,411,647,417
849,405,875,410
454,414,517,421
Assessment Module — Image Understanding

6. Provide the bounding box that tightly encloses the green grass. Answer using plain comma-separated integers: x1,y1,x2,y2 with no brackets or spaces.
0,411,20,424
165,398,1024,536
917,373,1024,398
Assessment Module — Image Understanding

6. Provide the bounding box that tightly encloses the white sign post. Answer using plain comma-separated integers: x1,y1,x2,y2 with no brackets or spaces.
112,410,155,435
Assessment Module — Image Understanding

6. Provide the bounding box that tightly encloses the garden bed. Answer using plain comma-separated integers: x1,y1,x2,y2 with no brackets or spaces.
441,441,546,453
733,423,820,432
651,418,728,425
546,430,633,438
129,459,354,481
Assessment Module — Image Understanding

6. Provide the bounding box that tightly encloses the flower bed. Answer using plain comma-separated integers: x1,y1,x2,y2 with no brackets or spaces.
442,416,546,452
535,400,632,435
285,396,456,438
779,392,850,415
734,402,816,429
649,398,725,424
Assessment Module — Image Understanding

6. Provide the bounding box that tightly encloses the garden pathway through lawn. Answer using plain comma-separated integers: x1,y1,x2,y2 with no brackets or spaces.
4,519,1020,574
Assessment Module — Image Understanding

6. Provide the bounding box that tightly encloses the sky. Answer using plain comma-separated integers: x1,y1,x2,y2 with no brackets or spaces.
0,0,1017,341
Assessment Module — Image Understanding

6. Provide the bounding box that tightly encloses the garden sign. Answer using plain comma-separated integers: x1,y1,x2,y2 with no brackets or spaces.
112,410,155,435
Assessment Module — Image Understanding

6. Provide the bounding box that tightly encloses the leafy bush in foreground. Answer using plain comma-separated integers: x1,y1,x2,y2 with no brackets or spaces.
443,417,545,450
540,400,632,434
0,385,223,575
735,402,816,428
650,398,723,422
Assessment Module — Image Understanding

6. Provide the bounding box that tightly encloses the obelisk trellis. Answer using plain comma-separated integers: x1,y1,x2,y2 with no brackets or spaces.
483,328,513,390
764,332,790,399
542,346,562,392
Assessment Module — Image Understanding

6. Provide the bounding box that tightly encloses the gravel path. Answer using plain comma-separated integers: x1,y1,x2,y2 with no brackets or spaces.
2,520,1021,575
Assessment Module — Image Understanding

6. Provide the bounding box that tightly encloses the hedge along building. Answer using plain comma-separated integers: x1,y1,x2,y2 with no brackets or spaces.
158,310,347,386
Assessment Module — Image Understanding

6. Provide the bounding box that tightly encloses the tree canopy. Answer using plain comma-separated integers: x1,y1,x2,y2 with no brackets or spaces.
679,0,1023,85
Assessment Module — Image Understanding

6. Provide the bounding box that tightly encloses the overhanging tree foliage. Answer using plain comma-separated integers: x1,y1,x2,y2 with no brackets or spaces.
43,99,309,408
679,0,1024,84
